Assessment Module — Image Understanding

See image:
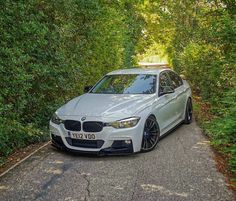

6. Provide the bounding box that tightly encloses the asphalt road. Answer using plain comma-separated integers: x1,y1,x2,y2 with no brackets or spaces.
0,121,234,201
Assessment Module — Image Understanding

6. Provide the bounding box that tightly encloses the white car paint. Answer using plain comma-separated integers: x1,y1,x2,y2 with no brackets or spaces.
49,68,192,154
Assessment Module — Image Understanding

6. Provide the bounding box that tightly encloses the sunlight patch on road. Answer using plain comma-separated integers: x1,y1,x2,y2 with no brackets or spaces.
64,197,74,201
205,177,213,182
0,185,9,190
114,185,124,190
46,167,62,174
80,172,91,176
49,160,64,164
141,184,188,197
197,141,210,145
191,140,210,150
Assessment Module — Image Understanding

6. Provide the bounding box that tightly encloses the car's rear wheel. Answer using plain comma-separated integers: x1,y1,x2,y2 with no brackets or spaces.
184,98,193,124
141,115,160,152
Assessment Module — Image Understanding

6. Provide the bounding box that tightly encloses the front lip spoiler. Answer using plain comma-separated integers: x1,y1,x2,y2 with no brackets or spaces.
99,146,134,156
51,138,134,156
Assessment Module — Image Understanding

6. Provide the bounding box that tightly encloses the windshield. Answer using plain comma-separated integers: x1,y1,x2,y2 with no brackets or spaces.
91,74,157,94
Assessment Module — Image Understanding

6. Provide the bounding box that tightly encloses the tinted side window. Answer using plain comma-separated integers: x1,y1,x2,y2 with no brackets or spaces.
159,72,172,95
168,71,183,89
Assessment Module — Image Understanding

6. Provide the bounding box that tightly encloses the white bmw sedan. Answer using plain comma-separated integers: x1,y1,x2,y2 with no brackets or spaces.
50,68,192,155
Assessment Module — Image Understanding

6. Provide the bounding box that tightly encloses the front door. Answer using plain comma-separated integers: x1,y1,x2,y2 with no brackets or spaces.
154,71,177,135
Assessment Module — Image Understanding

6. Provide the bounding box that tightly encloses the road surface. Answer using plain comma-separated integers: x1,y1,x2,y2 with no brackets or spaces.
0,121,234,201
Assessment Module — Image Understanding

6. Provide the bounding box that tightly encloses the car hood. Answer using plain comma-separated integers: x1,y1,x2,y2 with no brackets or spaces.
57,93,155,119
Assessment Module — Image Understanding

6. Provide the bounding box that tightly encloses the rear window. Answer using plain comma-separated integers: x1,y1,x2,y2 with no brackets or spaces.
168,71,183,88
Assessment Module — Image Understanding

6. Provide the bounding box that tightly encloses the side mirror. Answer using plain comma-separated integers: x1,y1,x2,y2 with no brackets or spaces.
160,86,175,96
180,74,186,80
84,86,93,93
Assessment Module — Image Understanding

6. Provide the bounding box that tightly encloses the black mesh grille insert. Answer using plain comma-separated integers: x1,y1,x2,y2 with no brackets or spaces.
65,138,104,148
64,120,81,131
51,134,64,146
83,121,103,132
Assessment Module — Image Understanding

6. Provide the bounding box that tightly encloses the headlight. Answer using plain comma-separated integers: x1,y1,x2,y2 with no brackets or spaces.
107,117,140,129
51,113,63,125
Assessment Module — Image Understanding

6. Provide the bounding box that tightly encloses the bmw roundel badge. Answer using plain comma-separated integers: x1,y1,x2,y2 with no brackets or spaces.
81,117,86,121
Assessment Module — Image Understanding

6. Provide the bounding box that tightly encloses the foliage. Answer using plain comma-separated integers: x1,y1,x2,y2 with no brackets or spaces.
205,89,236,175
0,0,144,158
143,0,236,181
1,0,235,183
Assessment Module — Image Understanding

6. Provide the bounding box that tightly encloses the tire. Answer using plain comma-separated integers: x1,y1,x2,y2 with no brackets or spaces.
184,98,193,124
141,115,160,152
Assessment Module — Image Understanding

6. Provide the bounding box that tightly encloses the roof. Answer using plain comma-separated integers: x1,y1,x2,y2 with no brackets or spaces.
107,67,170,75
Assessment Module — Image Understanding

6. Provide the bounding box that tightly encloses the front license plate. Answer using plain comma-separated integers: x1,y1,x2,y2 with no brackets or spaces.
70,133,96,140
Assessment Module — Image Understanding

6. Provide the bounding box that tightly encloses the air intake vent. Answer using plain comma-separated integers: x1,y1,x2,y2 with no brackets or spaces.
66,138,104,148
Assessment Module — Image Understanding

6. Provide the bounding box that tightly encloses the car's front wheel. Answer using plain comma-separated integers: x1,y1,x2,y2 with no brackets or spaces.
184,98,193,124
141,115,160,152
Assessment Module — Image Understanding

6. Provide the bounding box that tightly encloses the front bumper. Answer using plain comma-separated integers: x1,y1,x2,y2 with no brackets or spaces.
51,134,134,155
49,116,144,155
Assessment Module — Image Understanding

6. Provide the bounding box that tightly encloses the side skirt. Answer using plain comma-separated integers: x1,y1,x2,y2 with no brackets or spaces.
159,120,184,140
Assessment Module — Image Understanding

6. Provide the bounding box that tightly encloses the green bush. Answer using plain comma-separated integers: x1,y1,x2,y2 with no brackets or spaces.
0,117,47,157
173,6,236,180
204,89,236,174
0,0,144,158
143,1,236,182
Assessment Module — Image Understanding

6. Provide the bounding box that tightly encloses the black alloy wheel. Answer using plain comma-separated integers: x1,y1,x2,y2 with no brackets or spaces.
184,98,193,124
141,115,160,152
